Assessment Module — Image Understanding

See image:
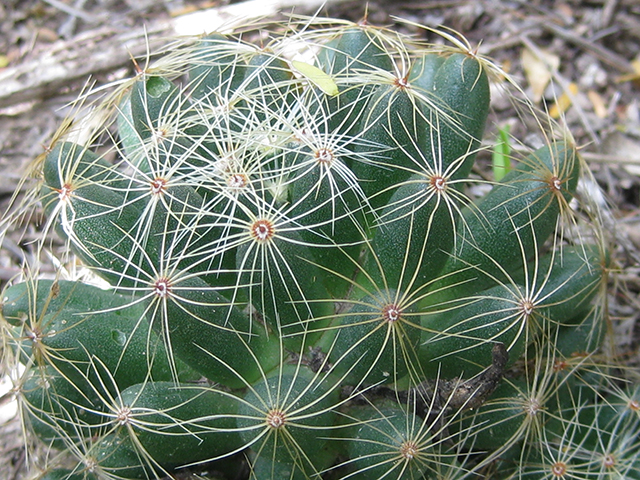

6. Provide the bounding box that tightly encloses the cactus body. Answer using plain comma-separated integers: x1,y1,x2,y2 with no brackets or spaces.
0,16,625,480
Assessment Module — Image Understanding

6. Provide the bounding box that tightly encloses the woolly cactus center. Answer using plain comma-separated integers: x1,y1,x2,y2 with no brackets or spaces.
394,76,410,89
250,219,275,243
430,175,447,192
629,399,640,411
266,408,286,429
551,462,567,477
294,128,312,143
550,176,562,191
315,147,334,165
116,406,132,426
153,278,172,297
382,304,402,323
227,173,248,190
524,397,542,416
57,183,73,201
84,458,98,474
520,299,535,316
150,177,168,195
603,454,616,469
152,126,169,142
26,326,43,344
553,359,568,372
400,440,419,460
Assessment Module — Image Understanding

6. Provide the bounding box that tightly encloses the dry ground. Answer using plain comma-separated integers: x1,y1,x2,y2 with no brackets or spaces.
0,0,639,478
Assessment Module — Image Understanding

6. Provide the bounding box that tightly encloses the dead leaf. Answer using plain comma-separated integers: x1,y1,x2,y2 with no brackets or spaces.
549,82,578,118
587,90,607,118
521,47,560,103
616,58,640,87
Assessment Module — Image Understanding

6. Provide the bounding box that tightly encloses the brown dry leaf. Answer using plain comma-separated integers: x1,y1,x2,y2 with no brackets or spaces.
521,47,560,103
616,58,640,87
549,82,578,118
587,90,608,118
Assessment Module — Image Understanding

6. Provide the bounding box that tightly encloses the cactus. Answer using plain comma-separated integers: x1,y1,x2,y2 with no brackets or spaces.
1,16,634,480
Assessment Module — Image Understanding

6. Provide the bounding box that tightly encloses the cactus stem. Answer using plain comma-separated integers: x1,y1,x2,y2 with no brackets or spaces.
3,18,615,479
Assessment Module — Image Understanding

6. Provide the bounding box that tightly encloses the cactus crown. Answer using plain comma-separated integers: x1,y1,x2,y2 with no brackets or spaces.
1,15,633,480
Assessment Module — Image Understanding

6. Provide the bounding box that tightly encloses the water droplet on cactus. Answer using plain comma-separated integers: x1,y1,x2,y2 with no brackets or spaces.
112,329,127,346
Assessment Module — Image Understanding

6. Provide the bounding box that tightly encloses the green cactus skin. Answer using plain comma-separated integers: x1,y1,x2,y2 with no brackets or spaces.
116,381,244,469
422,141,580,319
363,172,456,292
20,366,102,450
187,33,247,105
419,243,606,378
420,284,528,378
237,368,339,476
2,279,136,327
317,26,394,136
340,403,430,480
33,470,98,480
41,142,159,288
428,52,490,180
0,17,625,480
4,279,184,391
330,288,421,386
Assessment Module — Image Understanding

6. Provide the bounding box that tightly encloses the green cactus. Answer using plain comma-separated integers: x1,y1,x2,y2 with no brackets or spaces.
0,16,632,480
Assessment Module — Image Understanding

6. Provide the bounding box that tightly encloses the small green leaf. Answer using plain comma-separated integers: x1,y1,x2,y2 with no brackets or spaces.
492,125,512,181
291,60,339,96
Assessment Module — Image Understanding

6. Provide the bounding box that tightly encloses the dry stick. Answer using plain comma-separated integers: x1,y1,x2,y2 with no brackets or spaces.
0,0,349,110
0,24,171,110
581,152,640,166
619,14,640,40
541,22,634,74
346,344,510,418
42,0,98,23
600,0,619,29
420,342,509,412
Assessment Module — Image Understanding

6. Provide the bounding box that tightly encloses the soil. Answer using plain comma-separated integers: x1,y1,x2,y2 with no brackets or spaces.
0,0,639,479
